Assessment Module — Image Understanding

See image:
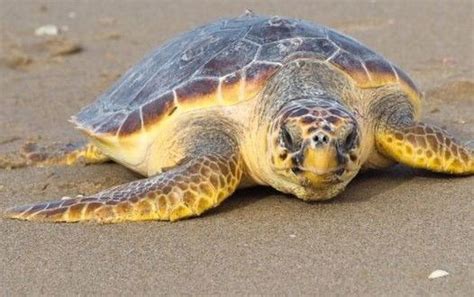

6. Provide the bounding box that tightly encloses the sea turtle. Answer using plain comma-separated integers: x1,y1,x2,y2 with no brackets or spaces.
3,13,473,223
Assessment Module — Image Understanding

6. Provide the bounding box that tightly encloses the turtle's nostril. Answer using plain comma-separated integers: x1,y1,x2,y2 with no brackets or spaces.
313,133,329,145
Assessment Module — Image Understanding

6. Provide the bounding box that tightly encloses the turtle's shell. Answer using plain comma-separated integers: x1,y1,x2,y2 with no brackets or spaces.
73,14,421,138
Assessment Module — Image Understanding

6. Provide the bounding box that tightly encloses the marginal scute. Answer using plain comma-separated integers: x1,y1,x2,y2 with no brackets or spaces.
30,203,47,213
176,78,219,103
223,72,241,85
245,62,280,82
393,65,421,97
330,50,369,83
95,112,127,134
119,109,142,136
291,20,327,39
85,203,103,212
46,201,63,209
244,62,281,99
364,58,395,86
141,92,175,129
61,199,77,207
328,30,376,60
328,29,422,111
220,72,243,104
383,64,423,114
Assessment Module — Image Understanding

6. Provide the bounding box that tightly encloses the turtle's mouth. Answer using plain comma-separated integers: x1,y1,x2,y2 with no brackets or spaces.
274,165,344,176
298,168,346,185
295,166,345,176
273,165,347,184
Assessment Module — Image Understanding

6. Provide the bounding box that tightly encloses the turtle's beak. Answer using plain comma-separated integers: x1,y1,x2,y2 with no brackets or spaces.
305,146,338,171
295,139,342,184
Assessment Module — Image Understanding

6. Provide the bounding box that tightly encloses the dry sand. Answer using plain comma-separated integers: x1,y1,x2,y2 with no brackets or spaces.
0,0,473,296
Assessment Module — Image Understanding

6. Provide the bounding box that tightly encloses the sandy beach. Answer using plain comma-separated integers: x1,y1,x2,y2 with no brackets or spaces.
0,0,473,295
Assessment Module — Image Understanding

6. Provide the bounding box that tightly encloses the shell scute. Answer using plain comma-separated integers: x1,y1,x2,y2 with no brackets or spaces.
223,72,241,85
328,30,376,60
99,29,202,110
176,78,219,104
246,17,297,44
245,62,280,82
152,28,246,92
259,38,337,63
221,14,265,30
393,65,420,97
290,20,327,39
363,58,396,86
76,23,248,135
141,92,175,129
95,113,127,134
327,29,421,108
298,38,336,56
118,110,142,136
330,50,370,84
246,17,327,44
74,14,421,143
198,40,260,77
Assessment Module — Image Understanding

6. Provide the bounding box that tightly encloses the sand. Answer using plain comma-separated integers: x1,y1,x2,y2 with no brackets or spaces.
0,0,473,296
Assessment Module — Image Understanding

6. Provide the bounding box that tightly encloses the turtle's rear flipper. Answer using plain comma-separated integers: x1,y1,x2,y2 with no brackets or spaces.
0,141,109,169
376,122,473,175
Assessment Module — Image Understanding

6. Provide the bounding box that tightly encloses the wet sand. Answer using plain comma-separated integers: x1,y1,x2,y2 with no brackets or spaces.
0,1,473,295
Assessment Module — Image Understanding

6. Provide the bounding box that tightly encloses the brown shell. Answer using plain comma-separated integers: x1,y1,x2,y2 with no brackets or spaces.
72,15,421,139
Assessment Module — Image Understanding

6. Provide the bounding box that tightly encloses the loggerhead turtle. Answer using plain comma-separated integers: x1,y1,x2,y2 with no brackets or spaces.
3,13,473,223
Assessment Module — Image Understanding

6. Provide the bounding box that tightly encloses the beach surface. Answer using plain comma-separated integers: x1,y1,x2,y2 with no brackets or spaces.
0,0,473,295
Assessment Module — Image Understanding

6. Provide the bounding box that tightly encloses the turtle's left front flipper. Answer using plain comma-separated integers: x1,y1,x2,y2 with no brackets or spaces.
375,122,473,174
3,135,243,223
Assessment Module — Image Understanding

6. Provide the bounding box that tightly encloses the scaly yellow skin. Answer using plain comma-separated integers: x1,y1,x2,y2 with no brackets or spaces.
376,122,473,175
5,152,242,223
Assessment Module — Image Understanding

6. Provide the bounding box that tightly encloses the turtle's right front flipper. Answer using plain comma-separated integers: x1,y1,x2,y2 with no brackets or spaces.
0,141,109,169
4,139,243,223
375,122,473,174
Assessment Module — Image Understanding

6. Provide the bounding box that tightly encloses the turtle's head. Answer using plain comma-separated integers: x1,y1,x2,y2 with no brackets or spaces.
267,98,362,200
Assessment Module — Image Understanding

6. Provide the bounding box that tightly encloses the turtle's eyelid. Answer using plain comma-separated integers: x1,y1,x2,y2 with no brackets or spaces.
281,125,297,150
344,128,357,149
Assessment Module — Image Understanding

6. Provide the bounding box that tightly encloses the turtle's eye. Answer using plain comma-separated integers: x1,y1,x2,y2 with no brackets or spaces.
343,128,358,151
280,125,295,151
